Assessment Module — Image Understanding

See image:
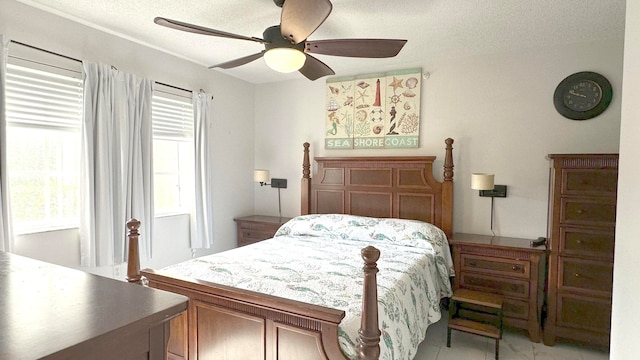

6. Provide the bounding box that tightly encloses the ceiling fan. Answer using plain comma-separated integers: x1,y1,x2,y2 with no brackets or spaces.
154,0,407,80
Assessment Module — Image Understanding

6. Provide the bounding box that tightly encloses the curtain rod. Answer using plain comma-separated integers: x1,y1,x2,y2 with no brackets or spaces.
155,81,192,94
10,40,198,96
10,40,82,63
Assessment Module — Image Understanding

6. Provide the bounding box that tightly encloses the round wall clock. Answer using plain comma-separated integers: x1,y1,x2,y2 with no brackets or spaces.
553,71,613,120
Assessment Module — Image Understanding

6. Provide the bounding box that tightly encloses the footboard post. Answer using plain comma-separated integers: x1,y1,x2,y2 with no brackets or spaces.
356,246,381,360
301,142,311,215
126,218,143,284
442,138,454,239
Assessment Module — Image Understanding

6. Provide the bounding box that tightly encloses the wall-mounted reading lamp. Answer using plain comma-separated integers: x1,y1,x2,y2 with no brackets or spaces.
471,173,507,236
254,169,287,219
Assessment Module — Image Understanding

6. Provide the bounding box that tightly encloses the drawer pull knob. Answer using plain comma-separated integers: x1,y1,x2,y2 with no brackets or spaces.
574,273,580,277
576,240,582,244
577,209,585,214
468,261,477,267
512,266,521,271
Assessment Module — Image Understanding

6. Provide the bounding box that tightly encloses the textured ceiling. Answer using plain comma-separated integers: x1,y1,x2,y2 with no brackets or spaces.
14,0,626,84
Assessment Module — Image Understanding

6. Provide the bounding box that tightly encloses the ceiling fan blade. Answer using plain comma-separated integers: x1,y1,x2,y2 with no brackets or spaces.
299,54,335,81
280,0,332,44
306,39,407,58
154,17,267,44
208,51,266,69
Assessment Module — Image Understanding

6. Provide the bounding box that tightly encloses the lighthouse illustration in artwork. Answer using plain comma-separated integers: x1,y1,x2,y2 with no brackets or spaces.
369,79,384,123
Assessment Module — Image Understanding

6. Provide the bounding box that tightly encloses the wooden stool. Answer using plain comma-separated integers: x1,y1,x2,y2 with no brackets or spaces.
447,288,504,360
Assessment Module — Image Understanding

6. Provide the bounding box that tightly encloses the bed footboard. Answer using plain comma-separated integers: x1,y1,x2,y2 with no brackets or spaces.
128,220,382,360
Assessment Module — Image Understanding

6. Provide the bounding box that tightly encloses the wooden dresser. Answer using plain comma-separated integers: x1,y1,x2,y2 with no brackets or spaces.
450,233,546,342
0,251,187,360
234,215,291,247
544,154,618,347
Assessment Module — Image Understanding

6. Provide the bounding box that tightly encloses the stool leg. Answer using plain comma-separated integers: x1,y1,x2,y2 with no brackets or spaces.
447,298,457,348
495,339,499,360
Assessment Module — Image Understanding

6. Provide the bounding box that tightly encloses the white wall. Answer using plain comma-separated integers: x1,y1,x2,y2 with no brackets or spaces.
610,1,640,358
0,0,256,277
254,38,623,241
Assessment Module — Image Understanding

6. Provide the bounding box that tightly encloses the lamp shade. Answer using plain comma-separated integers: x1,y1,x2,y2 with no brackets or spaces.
264,48,306,73
254,169,270,183
471,173,495,190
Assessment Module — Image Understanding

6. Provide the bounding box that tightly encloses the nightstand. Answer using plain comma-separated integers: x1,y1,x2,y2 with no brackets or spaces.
449,233,547,342
233,215,291,247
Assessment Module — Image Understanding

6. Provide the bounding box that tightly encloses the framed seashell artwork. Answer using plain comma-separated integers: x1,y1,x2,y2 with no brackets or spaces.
324,68,421,149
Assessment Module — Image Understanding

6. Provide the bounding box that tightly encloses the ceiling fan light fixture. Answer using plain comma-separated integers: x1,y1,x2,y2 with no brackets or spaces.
264,48,306,73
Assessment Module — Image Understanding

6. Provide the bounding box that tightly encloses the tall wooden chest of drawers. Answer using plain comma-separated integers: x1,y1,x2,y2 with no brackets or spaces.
450,233,546,342
544,154,618,347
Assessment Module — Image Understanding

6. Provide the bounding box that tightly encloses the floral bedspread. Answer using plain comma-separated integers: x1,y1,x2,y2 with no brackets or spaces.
161,214,454,360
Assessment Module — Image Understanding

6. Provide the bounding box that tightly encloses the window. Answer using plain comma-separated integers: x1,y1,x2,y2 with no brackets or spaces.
5,45,83,233
152,88,194,215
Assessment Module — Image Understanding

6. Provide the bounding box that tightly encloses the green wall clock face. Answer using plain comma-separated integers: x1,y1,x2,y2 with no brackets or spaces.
553,71,613,120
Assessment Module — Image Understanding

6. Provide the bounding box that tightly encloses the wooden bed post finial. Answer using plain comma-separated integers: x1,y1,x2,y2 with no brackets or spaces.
302,142,311,179
126,218,143,284
442,138,454,239
301,142,311,215
444,138,454,182
357,246,381,360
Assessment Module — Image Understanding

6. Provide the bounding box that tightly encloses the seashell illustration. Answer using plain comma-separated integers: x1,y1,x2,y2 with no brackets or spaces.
405,77,418,89
403,102,412,111
329,86,339,95
373,125,383,134
357,81,370,89
355,110,367,122
402,90,416,98
343,96,353,106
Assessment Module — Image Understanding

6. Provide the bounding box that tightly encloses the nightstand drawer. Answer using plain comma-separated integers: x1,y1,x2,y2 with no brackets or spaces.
234,215,290,248
241,229,274,241
238,222,280,239
503,298,529,320
238,237,266,247
558,257,613,294
459,273,530,299
460,254,530,279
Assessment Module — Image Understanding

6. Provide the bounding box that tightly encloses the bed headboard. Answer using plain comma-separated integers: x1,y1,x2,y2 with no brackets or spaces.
301,138,454,238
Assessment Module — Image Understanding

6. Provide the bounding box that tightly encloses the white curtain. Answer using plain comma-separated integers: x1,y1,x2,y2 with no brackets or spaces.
0,35,13,252
81,63,154,266
121,73,154,261
192,91,214,250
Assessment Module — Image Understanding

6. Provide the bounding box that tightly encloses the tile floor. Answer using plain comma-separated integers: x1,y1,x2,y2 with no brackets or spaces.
414,318,610,360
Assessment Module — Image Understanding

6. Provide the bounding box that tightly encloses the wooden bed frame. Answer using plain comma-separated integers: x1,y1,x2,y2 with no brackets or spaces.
128,138,454,360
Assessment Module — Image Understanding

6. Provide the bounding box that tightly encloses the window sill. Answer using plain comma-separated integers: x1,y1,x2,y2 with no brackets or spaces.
155,212,191,219
13,225,79,236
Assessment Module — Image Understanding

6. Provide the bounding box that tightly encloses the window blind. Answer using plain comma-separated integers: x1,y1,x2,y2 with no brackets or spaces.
152,94,194,141
5,63,83,131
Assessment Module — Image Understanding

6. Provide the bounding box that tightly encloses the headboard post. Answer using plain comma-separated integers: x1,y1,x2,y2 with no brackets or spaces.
442,138,454,238
301,142,311,215
126,218,143,284
356,246,381,359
